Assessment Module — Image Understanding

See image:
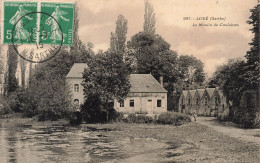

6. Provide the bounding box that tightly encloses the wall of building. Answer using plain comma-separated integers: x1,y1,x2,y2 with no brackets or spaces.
178,89,230,117
66,77,85,105
114,92,167,115
208,91,219,116
178,94,185,113
218,96,229,116
193,93,201,114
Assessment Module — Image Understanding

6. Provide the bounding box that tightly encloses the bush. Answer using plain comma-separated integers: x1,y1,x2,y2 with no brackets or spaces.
6,92,20,112
126,113,155,123
69,111,83,125
217,108,230,121
0,96,13,116
108,109,125,122
157,112,191,126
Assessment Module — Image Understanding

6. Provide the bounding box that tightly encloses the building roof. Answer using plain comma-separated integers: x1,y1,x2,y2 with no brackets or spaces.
66,63,88,78
206,88,216,98
130,74,167,93
189,90,196,99
182,90,188,98
197,89,205,98
66,65,167,93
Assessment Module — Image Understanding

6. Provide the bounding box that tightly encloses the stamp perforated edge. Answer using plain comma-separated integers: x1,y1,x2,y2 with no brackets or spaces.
40,0,75,45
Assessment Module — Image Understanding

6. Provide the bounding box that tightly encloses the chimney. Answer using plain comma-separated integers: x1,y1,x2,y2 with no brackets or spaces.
160,76,163,87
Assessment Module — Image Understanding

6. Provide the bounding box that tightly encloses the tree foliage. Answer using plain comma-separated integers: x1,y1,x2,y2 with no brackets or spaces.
23,49,75,120
81,51,130,122
178,55,206,88
143,0,156,34
110,15,128,52
127,32,179,91
209,5,259,128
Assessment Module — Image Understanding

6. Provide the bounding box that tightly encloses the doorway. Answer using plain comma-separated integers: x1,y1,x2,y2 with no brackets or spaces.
147,100,153,114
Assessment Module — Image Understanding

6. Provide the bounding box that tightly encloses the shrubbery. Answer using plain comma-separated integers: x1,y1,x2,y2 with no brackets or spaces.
157,112,191,126
108,111,191,126
0,96,13,115
108,109,125,122
126,113,155,123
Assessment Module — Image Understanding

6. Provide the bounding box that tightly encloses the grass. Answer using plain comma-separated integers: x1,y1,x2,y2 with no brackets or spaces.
84,122,260,162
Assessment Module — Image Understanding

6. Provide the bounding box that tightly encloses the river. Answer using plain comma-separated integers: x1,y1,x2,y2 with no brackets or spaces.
0,121,178,163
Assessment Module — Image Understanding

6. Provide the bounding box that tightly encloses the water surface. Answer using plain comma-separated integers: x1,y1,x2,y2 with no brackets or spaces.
0,122,181,162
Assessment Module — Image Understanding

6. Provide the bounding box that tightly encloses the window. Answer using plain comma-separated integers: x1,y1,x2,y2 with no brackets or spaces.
205,98,208,106
74,84,79,92
188,98,191,106
120,101,124,107
129,100,134,107
157,100,162,107
215,97,218,106
196,97,199,105
74,99,79,106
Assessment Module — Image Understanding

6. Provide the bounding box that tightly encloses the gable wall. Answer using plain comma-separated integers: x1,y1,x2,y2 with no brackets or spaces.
66,77,85,105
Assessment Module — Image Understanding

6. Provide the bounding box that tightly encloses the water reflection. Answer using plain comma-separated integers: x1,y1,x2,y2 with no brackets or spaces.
0,122,179,162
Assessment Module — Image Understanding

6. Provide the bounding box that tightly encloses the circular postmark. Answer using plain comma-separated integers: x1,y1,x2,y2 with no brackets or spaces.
11,11,63,63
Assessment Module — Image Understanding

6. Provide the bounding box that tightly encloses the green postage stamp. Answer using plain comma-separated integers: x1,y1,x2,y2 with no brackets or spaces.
40,3,74,45
3,1,37,44
3,1,74,46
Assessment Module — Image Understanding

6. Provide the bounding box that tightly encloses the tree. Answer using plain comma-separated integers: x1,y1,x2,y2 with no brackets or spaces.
178,55,206,89
81,51,130,122
127,32,173,77
0,45,4,75
6,45,18,94
70,2,93,63
20,50,27,89
245,5,259,111
110,15,128,52
25,49,75,119
143,0,156,34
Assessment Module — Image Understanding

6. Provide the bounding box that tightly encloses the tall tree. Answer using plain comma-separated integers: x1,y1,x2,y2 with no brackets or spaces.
6,45,18,94
81,51,130,122
110,15,128,52
20,50,27,89
70,2,93,63
245,5,259,111
143,0,156,34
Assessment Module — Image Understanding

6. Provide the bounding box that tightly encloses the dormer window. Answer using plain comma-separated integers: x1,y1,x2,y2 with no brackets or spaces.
74,84,79,92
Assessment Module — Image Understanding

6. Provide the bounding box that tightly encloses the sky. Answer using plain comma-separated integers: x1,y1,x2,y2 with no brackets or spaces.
77,0,258,77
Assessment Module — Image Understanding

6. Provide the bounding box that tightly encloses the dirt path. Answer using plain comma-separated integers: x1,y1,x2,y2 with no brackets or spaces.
196,117,260,146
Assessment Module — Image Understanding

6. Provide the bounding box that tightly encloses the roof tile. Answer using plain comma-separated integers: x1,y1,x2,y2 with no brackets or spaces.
66,63,88,78
130,74,167,93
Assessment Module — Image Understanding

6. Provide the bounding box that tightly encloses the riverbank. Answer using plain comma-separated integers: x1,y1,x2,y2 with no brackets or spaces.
84,122,260,162
1,115,259,162
0,113,70,127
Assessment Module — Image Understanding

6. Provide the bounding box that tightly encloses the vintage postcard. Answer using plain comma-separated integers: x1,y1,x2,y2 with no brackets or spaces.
0,0,259,162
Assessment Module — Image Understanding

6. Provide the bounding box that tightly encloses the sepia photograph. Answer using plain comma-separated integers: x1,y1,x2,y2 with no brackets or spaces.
0,0,259,162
